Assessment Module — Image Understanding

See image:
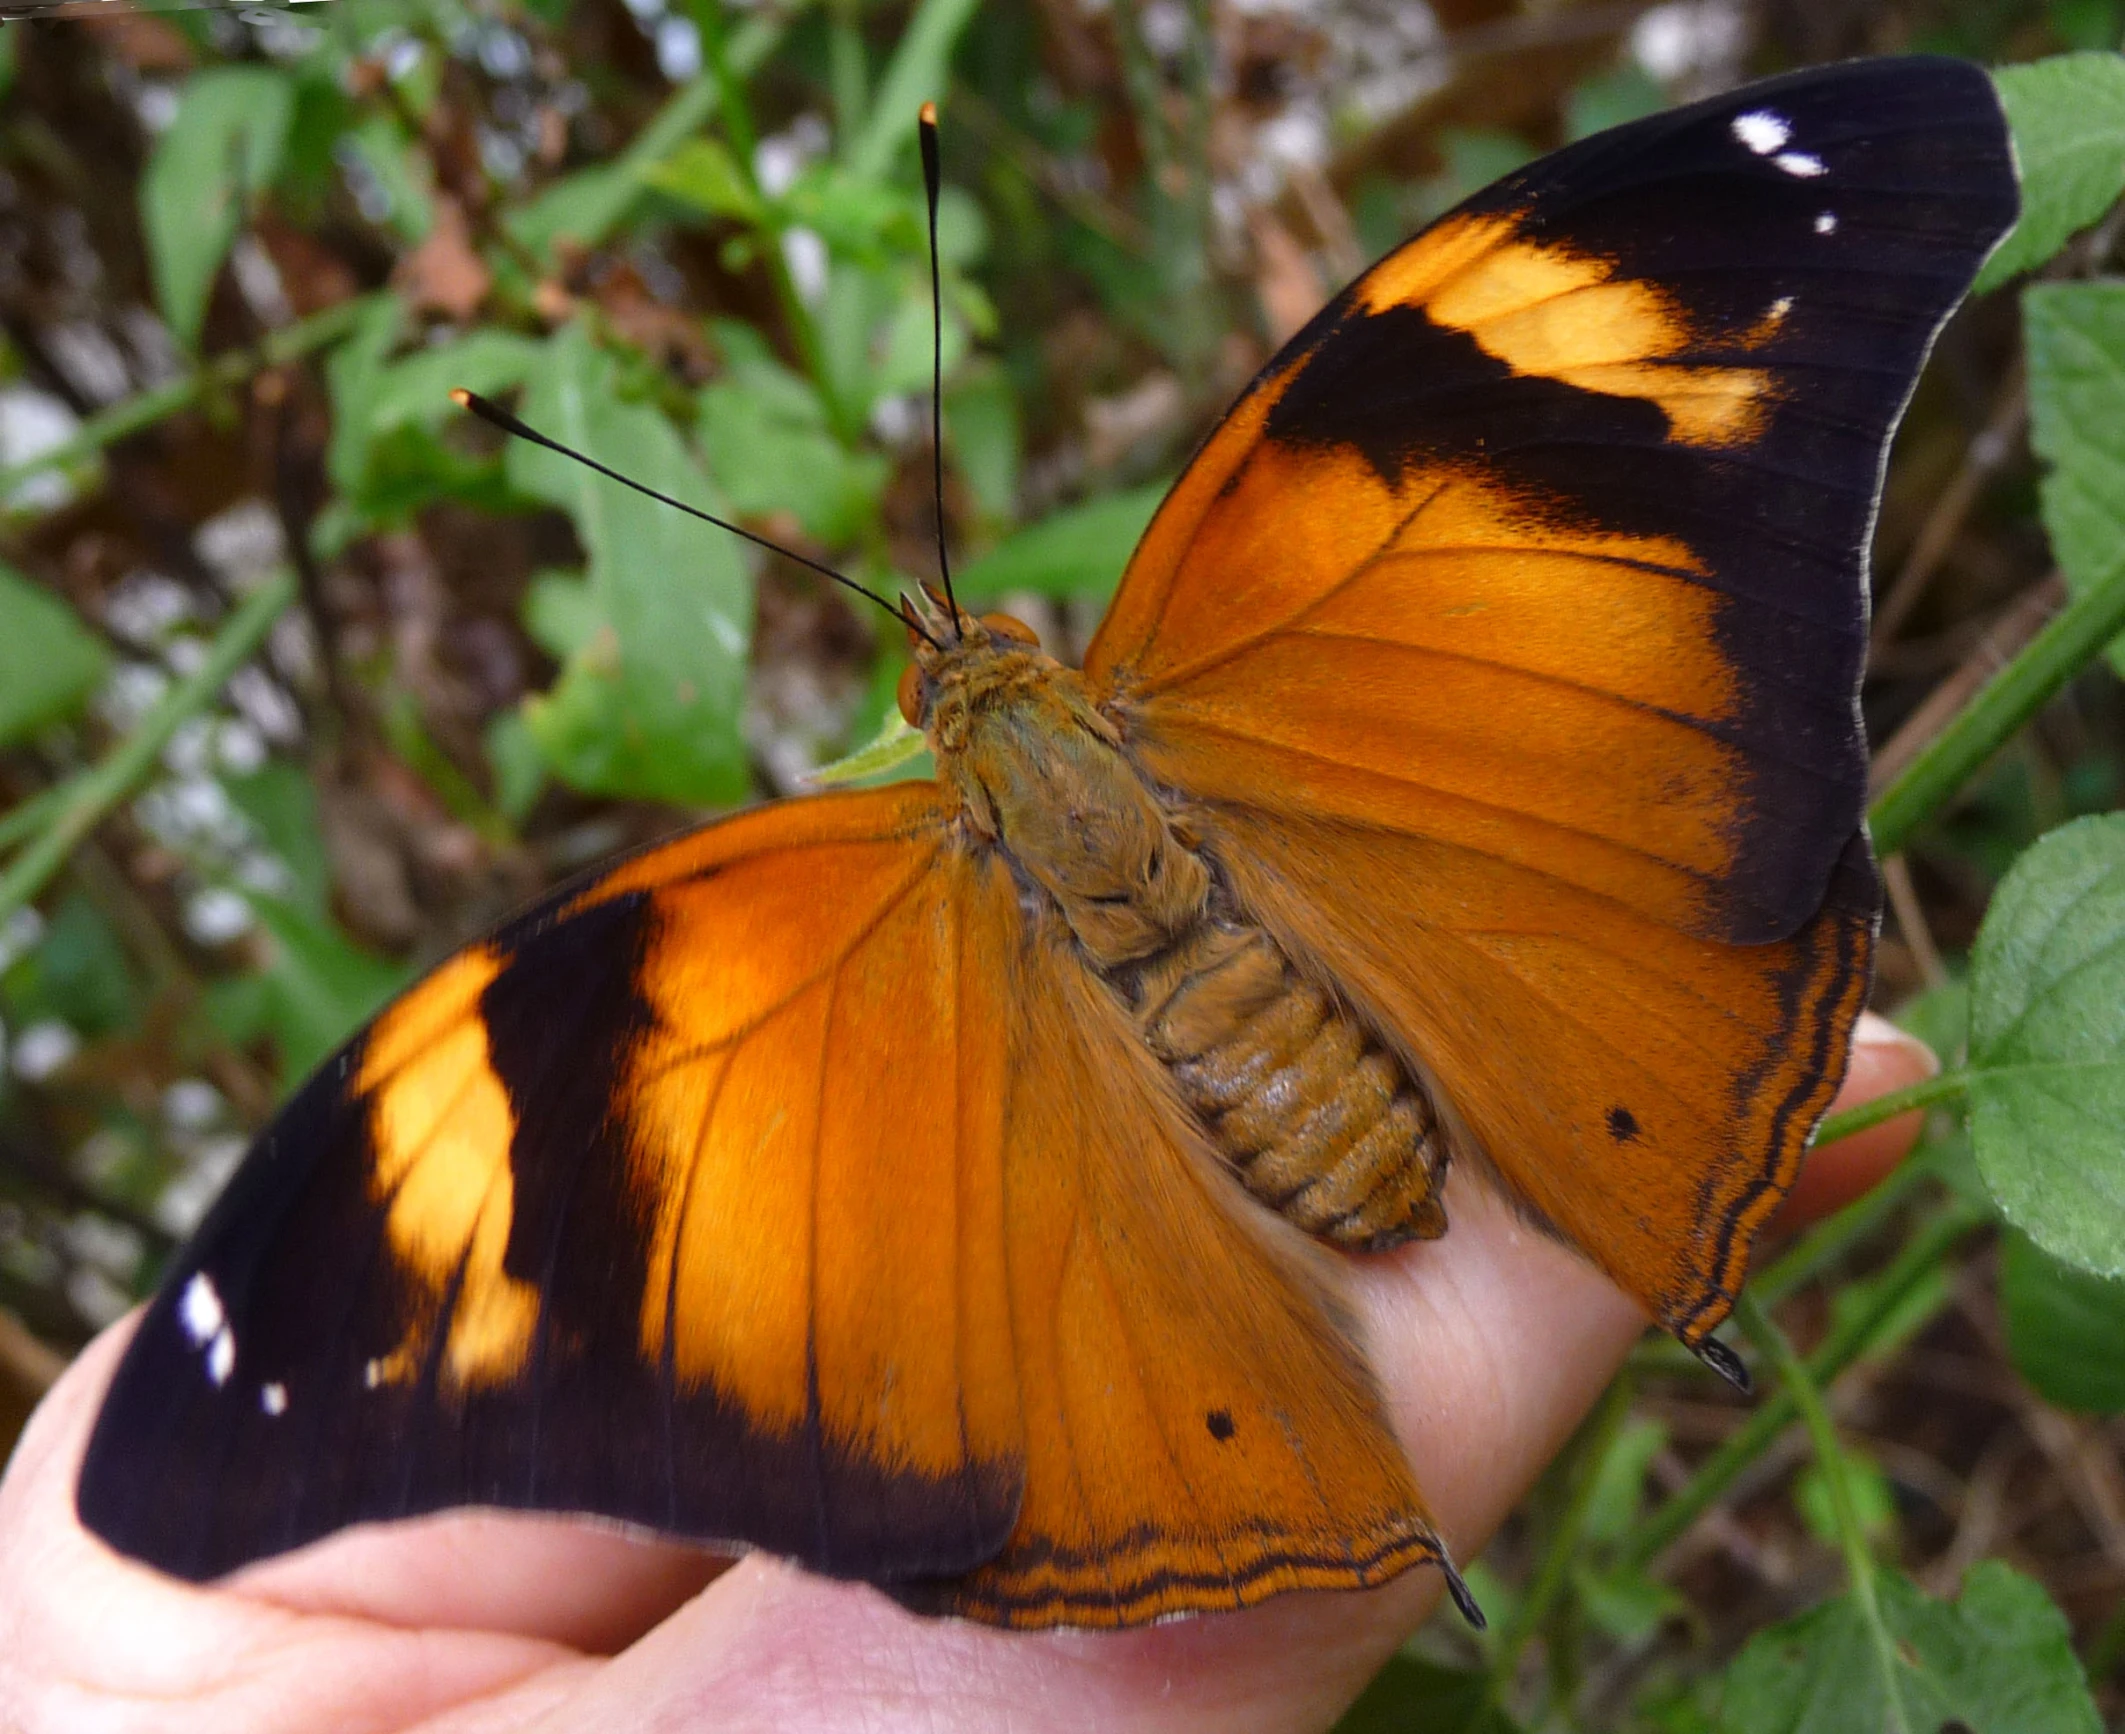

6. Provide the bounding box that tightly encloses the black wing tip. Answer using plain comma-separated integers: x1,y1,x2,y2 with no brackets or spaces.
1691,1334,1753,1394
1440,1553,1487,1630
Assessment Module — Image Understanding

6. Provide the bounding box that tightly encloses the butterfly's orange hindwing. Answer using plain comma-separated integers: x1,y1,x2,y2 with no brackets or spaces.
1086,57,2014,1341
907,889,1441,1626
77,785,1027,1584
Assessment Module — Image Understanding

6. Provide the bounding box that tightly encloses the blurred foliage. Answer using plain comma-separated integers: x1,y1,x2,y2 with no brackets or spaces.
0,1,2122,1728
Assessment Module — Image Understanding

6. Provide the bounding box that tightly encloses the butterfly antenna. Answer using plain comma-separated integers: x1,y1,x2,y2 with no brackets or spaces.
918,101,961,643
450,390,942,651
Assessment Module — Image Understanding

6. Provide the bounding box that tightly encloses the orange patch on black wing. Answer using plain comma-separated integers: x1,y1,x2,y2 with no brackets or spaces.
1354,212,1777,449
78,785,1024,1590
358,946,539,1391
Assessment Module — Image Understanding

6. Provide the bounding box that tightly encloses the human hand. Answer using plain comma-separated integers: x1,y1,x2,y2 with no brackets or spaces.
0,1013,1936,1734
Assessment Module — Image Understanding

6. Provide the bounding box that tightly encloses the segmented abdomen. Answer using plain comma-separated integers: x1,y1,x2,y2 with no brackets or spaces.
1129,921,1449,1252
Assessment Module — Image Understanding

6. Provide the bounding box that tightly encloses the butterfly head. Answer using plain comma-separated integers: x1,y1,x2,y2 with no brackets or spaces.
896,600,1051,738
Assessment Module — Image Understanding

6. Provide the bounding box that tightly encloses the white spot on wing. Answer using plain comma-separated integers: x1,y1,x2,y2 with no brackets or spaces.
1815,212,1838,235
178,1272,224,1347
1775,151,1826,178
261,1381,288,1416
364,1358,384,1390
206,1329,235,1387
1731,110,1791,155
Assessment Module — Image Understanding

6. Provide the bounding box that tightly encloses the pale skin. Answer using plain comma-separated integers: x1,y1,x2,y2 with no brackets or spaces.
0,1014,1932,1734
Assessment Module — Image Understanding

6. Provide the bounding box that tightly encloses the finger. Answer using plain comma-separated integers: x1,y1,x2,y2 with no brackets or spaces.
234,1506,725,1653
0,1321,588,1733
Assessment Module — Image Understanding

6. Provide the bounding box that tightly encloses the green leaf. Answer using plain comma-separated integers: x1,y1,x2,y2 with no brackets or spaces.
482,709,546,826
224,762,331,918
508,162,641,259
505,55,767,259
340,115,434,243
1826,1255,1954,1363
141,68,296,351
0,562,106,746
324,294,408,498
873,285,971,398
521,568,605,662
238,897,411,1092
816,263,901,426
778,161,922,262
1575,1559,1685,1643
1794,1445,1898,1551
2001,1227,2125,1413
510,325,752,806
1894,978,1969,1070
17,894,139,1037
946,362,1021,521
325,324,541,526
367,330,543,437
2047,0,2125,50
1718,1562,2099,1734
1414,130,1539,224
1571,1406,1687,1642
954,483,1167,605
1973,55,2125,294
805,710,929,787
1334,1654,1522,1734
843,0,984,183
646,137,766,225
1565,65,1668,141
278,68,357,222
1968,813,2125,1274
2023,281,2125,674
696,376,887,545
1582,1415,1668,1543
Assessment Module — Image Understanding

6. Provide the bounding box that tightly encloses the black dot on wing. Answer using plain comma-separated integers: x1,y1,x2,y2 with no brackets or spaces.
1206,1408,1236,1442
1607,1106,1640,1142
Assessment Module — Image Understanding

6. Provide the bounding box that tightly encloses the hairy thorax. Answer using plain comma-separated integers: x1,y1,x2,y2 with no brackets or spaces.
909,614,1450,1252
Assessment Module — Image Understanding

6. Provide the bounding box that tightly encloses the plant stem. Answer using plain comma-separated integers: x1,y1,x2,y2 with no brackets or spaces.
1810,1071,1969,1150
1753,1145,1942,1310
0,573,296,926
1487,1372,1634,1695
1736,1294,1912,1734
827,0,869,144
1869,559,2125,856
0,781,71,858
0,297,381,508
1620,1201,1985,1570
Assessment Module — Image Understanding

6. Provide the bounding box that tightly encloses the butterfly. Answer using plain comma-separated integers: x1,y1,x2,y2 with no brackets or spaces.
76,56,2016,1630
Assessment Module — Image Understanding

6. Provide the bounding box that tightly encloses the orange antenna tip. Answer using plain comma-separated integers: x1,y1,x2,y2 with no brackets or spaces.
449,388,474,408
919,100,938,126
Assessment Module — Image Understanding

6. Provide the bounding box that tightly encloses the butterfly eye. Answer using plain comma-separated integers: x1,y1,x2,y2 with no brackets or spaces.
980,612,1039,647
896,662,928,727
